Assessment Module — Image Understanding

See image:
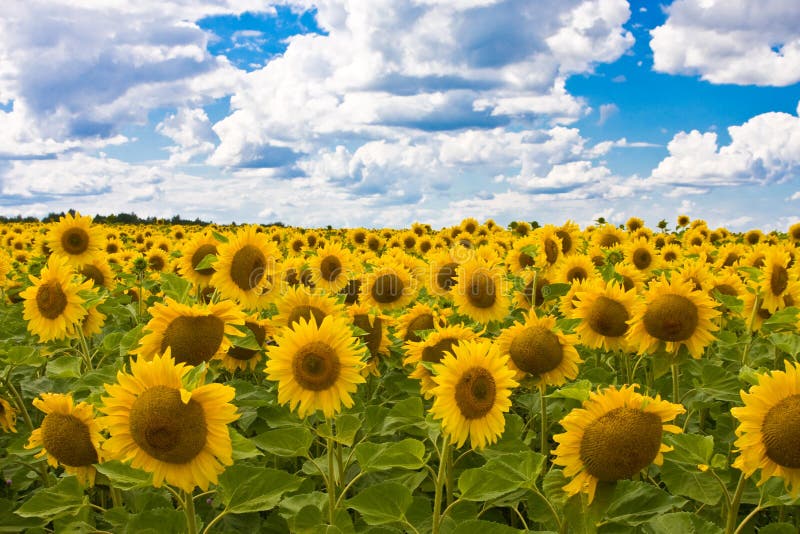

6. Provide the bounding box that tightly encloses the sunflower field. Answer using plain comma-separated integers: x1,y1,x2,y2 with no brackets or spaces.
2,213,800,533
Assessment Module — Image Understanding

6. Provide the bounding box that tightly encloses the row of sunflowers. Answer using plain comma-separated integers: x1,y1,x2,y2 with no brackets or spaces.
0,212,799,533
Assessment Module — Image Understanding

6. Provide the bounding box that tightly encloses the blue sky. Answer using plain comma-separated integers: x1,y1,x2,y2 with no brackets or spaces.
1,0,799,230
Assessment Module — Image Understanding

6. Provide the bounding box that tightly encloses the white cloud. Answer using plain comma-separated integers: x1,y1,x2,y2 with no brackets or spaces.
651,0,800,86
156,108,217,165
597,103,619,125
650,103,800,187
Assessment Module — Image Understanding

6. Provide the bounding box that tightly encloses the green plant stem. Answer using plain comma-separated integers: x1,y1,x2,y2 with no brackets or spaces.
742,295,760,366
202,511,228,534
733,505,762,534
539,383,549,459
77,327,93,371
5,379,49,487
110,487,123,508
183,490,197,534
671,362,680,405
432,434,450,534
530,486,562,531
445,439,454,506
725,473,747,534
327,436,337,525
335,472,365,508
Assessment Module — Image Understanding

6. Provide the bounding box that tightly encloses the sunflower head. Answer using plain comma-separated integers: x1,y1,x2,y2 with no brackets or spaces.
26,393,102,486
430,339,518,449
0,398,18,433
100,353,240,492
553,385,684,503
451,259,510,324
47,212,104,266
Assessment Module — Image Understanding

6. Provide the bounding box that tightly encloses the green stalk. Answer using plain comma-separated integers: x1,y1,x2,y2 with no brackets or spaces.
183,490,197,534
539,383,549,460
725,473,747,534
671,362,680,405
327,436,337,525
432,434,450,534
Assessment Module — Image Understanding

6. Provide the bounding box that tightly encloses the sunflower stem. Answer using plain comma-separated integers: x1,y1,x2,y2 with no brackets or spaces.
110,486,123,509
432,433,450,534
671,362,680,405
77,327,93,371
445,438,454,506
725,472,747,534
742,294,761,366
539,383,549,460
182,490,198,534
326,436,337,525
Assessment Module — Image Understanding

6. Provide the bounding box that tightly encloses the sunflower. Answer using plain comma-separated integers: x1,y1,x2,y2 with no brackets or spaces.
133,297,246,366
677,214,690,228
627,275,720,359
20,254,92,342
571,281,637,352
707,269,747,315
732,361,800,497
623,237,660,273
78,258,116,290
146,248,171,274
553,254,598,285
308,242,359,294
495,312,582,384
625,217,645,232
559,277,594,315
715,243,745,270
556,221,581,256
0,398,18,433
177,232,219,288
80,304,107,338
535,225,563,267
743,229,763,246
612,262,648,293
592,224,626,250
788,222,800,244
220,315,272,372
760,247,799,313
659,243,682,265
347,228,368,248
404,324,479,398
429,339,518,450
349,302,391,376
451,259,510,324
100,353,239,492
360,261,417,311
46,212,104,266
553,385,684,503
513,269,552,311
26,393,102,486
427,247,470,297
272,285,346,329
396,303,447,343
265,315,366,418
506,237,539,275
211,226,281,310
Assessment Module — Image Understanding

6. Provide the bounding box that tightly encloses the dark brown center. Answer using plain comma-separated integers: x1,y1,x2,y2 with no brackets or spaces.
643,294,699,342
292,341,341,391
160,315,226,366
371,273,404,304
230,245,265,291
454,367,497,419
41,413,98,467
191,244,218,276
320,255,342,282
762,394,800,468
35,281,68,319
508,325,563,375
61,228,90,255
588,296,629,337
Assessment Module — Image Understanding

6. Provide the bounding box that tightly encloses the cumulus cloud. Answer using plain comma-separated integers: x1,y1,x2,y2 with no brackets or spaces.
210,0,634,168
650,103,800,187
156,108,218,165
650,0,800,86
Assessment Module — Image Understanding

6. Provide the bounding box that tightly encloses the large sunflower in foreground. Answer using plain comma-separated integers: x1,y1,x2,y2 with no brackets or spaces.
265,315,366,418
21,254,93,342
101,353,239,492
627,275,720,359
211,226,281,309
26,393,102,486
451,258,510,324
133,297,246,365
553,385,684,503
495,312,581,384
571,280,637,352
732,361,800,498
404,324,479,398
430,339,518,450
46,212,104,266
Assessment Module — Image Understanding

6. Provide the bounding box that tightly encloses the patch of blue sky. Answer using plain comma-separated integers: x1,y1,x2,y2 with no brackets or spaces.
197,6,325,72
565,0,800,178
102,108,175,163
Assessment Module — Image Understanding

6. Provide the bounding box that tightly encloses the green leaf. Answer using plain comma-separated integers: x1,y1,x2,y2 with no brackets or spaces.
550,379,592,401
0,500,46,532
1,345,44,367
452,520,528,534
119,324,144,357
94,461,153,490
355,438,426,472
252,426,314,457
121,508,187,534
194,253,218,271
230,326,260,350
212,230,229,243
711,290,743,313
601,480,687,526
15,476,85,519
218,465,303,514
46,355,83,379
346,481,412,525
181,362,207,390
770,332,800,357
645,512,722,534
458,452,543,502
541,283,570,301
759,523,799,534
379,397,426,435
762,307,799,331
230,429,261,460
